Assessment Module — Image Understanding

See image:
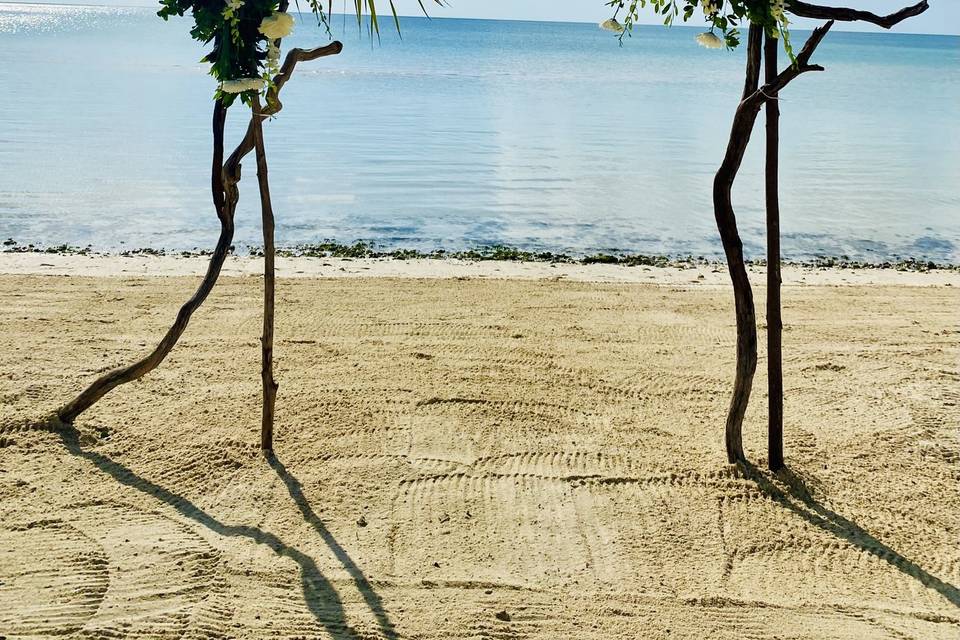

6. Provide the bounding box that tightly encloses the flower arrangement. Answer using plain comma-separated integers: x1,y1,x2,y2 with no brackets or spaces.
603,0,793,57
158,0,327,103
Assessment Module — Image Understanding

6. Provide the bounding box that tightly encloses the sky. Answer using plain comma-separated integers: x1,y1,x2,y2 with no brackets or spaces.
3,0,958,35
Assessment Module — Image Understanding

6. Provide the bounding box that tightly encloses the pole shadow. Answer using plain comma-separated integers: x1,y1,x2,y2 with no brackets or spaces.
266,453,398,639
56,426,397,639
741,460,960,610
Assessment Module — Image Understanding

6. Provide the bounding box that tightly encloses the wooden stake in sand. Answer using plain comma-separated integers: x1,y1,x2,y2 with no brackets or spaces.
53,0,426,451
757,0,929,470
251,94,279,452
607,0,929,467
764,31,784,472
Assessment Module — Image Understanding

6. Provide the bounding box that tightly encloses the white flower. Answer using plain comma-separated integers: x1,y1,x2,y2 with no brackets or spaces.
696,31,724,49
259,11,294,40
221,77,264,94
265,41,281,76
599,18,625,34
701,0,719,16
223,0,243,44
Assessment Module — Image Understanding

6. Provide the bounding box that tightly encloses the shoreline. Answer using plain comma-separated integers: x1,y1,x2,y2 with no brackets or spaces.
5,240,958,270
2,251,959,287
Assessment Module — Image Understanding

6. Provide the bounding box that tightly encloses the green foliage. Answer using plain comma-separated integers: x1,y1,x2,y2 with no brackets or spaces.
605,0,793,58
339,0,445,39
157,0,443,102
158,0,286,103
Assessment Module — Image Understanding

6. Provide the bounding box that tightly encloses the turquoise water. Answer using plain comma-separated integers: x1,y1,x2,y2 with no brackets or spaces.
1,3,958,261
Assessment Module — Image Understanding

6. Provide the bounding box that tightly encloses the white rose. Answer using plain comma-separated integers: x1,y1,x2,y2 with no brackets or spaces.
221,77,265,94
695,32,724,49
260,11,294,40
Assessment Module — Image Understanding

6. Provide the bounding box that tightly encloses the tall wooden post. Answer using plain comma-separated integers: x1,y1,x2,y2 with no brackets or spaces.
764,33,784,471
252,96,279,453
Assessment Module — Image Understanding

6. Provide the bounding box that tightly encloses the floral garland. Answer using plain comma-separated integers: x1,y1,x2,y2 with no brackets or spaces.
603,0,793,58
158,0,325,104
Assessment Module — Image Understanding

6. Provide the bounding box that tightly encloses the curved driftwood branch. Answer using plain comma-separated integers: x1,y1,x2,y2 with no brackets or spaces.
58,101,235,423
716,24,763,464
266,42,345,112
58,42,344,424
225,42,343,183
745,22,833,109
788,0,928,28
716,21,832,463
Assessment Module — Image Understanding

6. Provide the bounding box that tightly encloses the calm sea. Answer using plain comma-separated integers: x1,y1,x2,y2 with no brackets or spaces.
1,3,958,261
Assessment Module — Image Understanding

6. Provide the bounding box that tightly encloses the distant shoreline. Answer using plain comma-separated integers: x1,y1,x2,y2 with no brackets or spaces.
3,248,959,288
3,239,958,273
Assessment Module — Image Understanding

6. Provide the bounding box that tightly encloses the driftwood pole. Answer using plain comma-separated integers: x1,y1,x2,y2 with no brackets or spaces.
716,24,762,464
715,22,833,463
251,95,279,452
56,42,343,427
753,0,930,468
764,33,784,471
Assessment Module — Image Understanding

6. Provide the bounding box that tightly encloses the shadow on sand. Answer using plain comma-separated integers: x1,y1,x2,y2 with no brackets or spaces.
266,454,397,638
52,421,958,633
742,461,960,610
57,426,398,639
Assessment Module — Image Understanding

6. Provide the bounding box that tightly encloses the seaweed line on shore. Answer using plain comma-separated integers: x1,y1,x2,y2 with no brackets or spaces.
3,238,958,272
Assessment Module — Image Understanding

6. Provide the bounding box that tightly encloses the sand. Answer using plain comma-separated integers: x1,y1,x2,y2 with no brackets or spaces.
4,251,960,286
0,262,957,639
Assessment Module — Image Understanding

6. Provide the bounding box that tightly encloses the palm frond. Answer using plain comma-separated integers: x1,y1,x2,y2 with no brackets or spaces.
340,0,446,36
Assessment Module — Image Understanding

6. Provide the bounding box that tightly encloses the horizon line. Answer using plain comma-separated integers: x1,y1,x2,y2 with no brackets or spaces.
2,0,957,38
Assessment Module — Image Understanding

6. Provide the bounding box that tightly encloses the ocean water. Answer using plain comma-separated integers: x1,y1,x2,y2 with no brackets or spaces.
1,3,958,261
